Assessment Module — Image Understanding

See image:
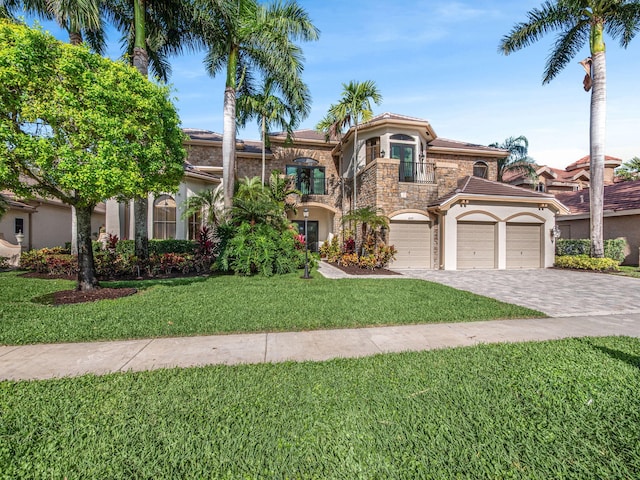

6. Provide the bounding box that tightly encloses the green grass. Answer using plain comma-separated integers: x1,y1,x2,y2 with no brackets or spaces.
0,270,543,345
1,336,638,478
614,266,640,278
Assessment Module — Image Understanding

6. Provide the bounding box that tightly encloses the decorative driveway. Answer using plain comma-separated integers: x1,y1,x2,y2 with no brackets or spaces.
397,269,640,317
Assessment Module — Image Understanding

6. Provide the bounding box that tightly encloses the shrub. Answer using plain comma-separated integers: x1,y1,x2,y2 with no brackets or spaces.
115,239,197,256
556,238,627,262
216,223,308,276
319,236,341,263
343,237,355,254
554,255,620,271
0,256,10,269
338,252,359,267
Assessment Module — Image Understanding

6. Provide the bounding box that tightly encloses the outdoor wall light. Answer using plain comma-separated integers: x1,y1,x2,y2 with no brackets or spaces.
302,208,311,279
551,225,561,241
380,150,385,158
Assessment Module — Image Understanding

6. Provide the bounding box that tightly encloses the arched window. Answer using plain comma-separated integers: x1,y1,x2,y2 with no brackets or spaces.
153,195,176,239
390,133,414,141
473,161,488,179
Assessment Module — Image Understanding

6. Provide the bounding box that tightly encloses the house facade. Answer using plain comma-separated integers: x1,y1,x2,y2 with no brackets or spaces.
109,112,564,270
556,179,640,266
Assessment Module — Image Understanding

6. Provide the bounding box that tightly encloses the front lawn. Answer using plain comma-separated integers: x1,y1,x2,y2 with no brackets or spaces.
614,266,640,278
0,270,544,345
1,336,638,478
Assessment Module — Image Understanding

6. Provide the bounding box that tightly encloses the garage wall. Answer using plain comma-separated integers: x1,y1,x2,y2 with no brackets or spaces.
440,203,557,270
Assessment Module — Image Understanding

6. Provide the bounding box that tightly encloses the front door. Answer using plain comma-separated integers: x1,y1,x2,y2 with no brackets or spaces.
294,220,319,252
392,143,415,182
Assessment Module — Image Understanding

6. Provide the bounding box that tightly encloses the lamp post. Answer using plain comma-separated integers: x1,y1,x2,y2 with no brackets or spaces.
302,208,311,279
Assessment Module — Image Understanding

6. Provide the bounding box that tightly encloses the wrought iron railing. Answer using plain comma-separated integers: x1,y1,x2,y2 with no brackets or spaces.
298,178,327,195
399,160,436,184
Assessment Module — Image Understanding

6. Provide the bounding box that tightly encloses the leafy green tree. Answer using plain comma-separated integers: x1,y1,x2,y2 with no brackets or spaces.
500,0,640,257
237,76,311,186
317,80,382,248
194,0,319,210
0,22,185,290
489,135,537,182
0,194,8,220
615,156,640,181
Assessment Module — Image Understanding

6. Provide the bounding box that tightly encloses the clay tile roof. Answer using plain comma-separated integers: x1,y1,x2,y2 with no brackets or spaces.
367,112,429,124
566,154,622,171
555,179,640,214
269,129,337,143
431,176,553,206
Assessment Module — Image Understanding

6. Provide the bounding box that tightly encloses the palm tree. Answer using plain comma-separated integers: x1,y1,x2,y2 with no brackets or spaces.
489,135,537,183
237,76,311,186
341,206,389,254
615,156,640,181
317,80,382,248
194,0,319,210
182,184,224,228
500,1,640,257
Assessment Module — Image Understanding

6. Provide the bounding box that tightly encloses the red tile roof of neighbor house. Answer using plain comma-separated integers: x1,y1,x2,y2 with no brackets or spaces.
183,129,268,154
566,154,622,171
431,176,554,206
555,179,640,214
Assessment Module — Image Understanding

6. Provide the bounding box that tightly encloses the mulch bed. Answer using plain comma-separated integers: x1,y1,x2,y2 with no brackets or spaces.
326,262,401,276
51,287,138,305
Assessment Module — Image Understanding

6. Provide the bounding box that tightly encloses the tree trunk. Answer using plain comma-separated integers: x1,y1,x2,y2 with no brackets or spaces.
353,123,358,252
261,114,266,187
76,205,99,291
133,0,149,260
70,206,78,254
589,51,606,258
68,31,83,46
134,198,149,260
222,86,237,210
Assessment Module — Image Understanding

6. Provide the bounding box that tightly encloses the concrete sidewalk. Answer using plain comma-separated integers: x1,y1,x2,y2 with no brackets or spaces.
2,313,638,381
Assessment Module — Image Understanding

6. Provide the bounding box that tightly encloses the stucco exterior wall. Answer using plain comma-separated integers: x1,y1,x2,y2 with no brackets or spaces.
440,202,557,270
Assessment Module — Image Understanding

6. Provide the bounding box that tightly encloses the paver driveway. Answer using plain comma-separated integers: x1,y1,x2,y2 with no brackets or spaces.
398,269,640,317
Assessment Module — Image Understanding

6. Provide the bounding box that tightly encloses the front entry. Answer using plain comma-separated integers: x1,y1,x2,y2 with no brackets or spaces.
294,220,319,252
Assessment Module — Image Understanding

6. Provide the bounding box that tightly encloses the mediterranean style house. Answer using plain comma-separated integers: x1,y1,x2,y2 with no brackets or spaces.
105,112,568,270
2,112,569,270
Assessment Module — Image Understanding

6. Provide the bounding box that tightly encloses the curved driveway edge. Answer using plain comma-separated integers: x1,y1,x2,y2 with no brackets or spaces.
396,269,640,317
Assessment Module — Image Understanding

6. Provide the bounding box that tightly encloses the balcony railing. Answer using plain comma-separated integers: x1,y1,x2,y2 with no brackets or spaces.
399,160,436,184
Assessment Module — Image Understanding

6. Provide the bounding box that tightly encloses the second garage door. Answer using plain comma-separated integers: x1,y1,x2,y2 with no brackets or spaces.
389,221,431,269
506,223,542,269
457,222,496,269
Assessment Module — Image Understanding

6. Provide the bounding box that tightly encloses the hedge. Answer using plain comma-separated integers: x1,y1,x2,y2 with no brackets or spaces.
554,255,620,272
112,239,197,256
555,238,626,263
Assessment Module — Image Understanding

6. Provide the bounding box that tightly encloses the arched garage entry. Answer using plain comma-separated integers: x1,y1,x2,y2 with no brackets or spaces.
388,212,432,269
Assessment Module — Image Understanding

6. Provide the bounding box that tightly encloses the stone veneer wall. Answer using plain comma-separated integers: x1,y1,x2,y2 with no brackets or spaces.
186,144,222,168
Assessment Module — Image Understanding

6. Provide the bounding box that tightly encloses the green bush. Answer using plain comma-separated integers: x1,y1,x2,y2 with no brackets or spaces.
554,254,620,271
216,223,311,276
556,238,626,262
114,239,197,256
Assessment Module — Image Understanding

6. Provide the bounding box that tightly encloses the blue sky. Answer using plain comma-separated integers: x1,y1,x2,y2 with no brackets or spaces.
25,0,640,168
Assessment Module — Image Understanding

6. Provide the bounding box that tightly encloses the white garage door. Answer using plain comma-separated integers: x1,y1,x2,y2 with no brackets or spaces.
457,222,496,270
389,221,431,269
506,223,542,269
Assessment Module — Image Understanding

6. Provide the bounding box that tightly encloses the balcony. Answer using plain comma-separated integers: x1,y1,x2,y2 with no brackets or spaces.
399,160,436,184
298,178,327,196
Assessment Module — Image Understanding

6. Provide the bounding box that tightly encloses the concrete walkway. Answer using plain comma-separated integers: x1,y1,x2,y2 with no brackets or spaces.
1,264,639,381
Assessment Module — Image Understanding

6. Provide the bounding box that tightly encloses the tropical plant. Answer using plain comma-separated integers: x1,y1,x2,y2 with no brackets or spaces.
193,0,319,210
615,156,640,181
317,80,382,248
489,135,537,182
500,0,640,257
182,184,224,228
237,76,311,185
267,170,300,215
0,23,185,291
341,206,389,253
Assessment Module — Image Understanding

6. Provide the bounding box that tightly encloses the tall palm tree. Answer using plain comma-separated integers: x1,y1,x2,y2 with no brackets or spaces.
237,76,311,186
489,135,537,182
500,0,640,257
194,0,319,210
341,206,389,252
317,80,382,248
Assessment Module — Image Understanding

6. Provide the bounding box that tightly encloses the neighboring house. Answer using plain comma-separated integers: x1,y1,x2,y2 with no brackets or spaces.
0,191,105,251
504,155,622,194
556,179,640,266
106,112,566,270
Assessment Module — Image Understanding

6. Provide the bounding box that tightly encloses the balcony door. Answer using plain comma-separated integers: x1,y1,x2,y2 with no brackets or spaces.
392,143,415,182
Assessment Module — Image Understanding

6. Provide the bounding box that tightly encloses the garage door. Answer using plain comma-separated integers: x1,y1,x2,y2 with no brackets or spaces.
457,222,496,269
506,223,542,269
389,221,431,268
